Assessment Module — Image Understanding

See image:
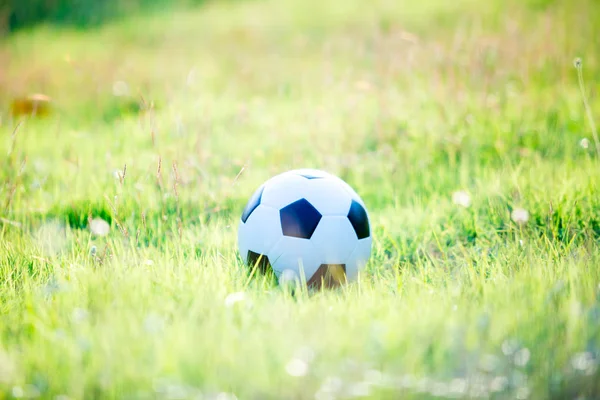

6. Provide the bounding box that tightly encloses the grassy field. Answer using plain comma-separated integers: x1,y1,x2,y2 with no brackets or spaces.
1,0,600,398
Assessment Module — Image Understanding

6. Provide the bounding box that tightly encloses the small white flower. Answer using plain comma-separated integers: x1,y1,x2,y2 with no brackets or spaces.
580,138,590,149
89,218,110,236
511,208,529,224
224,292,245,307
285,358,308,377
452,190,472,208
144,260,154,266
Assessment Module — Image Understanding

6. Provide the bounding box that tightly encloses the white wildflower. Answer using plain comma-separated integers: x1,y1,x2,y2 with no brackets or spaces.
89,218,110,236
452,190,472,208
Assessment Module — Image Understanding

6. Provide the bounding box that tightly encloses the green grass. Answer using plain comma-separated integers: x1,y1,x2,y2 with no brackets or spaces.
1,0,600,398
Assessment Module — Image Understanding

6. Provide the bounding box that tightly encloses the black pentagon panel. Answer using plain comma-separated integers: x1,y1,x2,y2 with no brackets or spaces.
280,199,322,239
308,264,346,289
247,250,272,275
298,173,324,180
241,185,265,223
347,200,370,239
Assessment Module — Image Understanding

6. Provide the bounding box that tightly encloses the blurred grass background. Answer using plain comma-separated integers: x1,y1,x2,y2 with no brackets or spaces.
0,0,211,33
1,0,599,398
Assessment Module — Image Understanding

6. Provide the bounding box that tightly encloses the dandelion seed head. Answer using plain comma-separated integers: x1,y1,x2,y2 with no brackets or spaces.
511,208,529,224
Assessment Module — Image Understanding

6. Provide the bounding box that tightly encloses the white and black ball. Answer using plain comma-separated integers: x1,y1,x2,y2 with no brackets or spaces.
237,169,372,289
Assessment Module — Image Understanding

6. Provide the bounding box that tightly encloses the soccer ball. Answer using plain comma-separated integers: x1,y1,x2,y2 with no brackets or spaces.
237,168,372,289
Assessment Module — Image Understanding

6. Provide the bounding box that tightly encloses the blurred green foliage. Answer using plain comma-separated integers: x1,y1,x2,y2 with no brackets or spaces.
0,0,207,33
